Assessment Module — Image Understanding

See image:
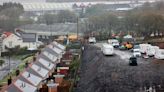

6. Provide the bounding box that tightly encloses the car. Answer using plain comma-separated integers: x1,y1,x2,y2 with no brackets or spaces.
108,39,119,48
133,49,141,57
119,45,126,50
88,37,96,43
129,56,138,66
131,45,140,52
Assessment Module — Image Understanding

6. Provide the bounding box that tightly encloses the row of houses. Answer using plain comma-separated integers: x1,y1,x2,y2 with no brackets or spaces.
3,41,73,92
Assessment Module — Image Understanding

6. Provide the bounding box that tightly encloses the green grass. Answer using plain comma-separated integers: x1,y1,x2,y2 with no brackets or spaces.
0,55,34,85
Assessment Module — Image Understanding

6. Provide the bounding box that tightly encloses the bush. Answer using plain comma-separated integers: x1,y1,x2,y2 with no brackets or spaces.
21,54,34,60
0,60,5,66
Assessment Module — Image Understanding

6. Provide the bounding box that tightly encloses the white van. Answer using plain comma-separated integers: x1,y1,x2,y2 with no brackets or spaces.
102,43,114,55
139,44,151,54
155,49,164,60
88,37,96,43
146,45,155,56
108,39,119,48
147,46,159,56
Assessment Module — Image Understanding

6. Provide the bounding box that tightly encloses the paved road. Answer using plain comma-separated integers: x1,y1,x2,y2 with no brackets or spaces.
76,43,164,92
0,57,21,80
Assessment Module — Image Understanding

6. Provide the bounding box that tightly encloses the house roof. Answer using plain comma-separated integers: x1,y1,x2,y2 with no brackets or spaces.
26,67,43,78
38,58,55,70
21,33,37,42
7,84,22,92
22,71,42,86
39,54,54,63
44,47,61,57
31,64,49,78
3,32,12,37
51,41,66,51
42,50,58,62
14,79,37,92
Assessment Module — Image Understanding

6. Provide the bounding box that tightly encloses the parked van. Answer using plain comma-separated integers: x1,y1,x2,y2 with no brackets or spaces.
108,39,119,48
139,44,151,54
147,46,159,56
154,49,164,60
88,37,96,43
102,43,114,55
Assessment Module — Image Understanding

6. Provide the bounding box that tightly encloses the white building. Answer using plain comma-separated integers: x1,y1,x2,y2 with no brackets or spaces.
1,32,43,52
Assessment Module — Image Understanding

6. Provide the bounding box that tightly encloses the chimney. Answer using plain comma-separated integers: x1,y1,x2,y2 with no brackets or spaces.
53,75,64,85
47,80,59,92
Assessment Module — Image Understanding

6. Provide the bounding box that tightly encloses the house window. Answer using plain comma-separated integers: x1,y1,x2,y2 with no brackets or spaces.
9,41,12,48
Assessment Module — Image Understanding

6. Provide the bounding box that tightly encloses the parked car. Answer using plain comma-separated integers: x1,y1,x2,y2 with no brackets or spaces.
133,49,141,57
129,56,138,66
88,37,96,43
108,39,119,48
131,45,140,52
119,45,126,50
154,49,164,60
101,43,114,55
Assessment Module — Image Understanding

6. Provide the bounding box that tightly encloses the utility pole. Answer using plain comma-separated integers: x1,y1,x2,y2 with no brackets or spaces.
77,17,79,41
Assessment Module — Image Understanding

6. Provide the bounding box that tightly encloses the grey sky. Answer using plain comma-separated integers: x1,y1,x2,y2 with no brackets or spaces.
0,0,46,3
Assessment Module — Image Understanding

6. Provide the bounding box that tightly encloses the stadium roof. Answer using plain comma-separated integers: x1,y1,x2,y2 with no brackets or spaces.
23,3,73,11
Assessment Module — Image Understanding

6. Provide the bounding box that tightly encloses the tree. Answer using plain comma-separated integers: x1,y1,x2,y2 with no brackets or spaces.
88,13,118,35
37,10,77,24
57,10,77,23
138,12,164,37
0,2,24,31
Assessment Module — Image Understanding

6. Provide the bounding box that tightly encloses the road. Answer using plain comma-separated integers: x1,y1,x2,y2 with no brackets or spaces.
76,43,164,92
0,57,21,80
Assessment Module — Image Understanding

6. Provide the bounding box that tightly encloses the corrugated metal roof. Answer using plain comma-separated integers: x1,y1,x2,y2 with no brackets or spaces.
23,3,73,11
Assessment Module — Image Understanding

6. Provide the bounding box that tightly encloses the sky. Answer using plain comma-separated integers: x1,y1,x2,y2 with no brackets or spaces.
0,0,46,3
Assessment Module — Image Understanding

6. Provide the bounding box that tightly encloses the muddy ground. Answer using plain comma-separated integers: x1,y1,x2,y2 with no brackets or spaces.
75,44,164,92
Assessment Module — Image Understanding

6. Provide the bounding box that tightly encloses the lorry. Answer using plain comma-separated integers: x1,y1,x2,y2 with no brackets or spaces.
101,43,114,55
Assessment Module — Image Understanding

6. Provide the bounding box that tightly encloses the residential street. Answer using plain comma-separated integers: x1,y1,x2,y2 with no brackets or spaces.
0,57,21,80
76,43,164,92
